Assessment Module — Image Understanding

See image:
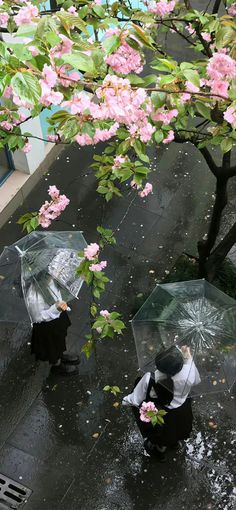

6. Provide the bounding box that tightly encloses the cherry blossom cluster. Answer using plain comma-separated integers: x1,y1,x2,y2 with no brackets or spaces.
206,50,236,99
38,185,70,228
145,0,176,16
104,28,143,75
228,3,236,16
83,243,107,272
140,401,158,423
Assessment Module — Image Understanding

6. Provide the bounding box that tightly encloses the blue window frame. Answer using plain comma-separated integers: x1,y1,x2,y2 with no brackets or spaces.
0,147,15,186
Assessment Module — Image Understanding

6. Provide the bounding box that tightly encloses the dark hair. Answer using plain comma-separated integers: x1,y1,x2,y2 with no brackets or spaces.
155,346,184,376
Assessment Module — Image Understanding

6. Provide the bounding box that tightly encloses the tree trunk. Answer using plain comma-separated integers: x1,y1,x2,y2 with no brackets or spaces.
198,174,228,278
205,221,236,281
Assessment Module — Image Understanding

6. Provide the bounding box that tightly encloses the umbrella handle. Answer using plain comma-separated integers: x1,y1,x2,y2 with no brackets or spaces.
67,307,71,312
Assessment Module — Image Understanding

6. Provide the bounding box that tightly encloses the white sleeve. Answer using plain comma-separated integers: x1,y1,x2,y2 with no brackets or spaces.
122,373,151,407
40,304,60,322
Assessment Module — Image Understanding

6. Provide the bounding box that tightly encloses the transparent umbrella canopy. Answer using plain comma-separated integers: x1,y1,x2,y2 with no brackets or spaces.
0,231,87,325
132,280,236,396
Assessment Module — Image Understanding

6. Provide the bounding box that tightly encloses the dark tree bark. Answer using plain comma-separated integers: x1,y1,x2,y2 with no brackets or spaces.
212,0,223,14
205,221,236,281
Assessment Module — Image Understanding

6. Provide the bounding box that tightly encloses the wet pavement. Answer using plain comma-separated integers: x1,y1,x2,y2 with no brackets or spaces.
0,136,236,510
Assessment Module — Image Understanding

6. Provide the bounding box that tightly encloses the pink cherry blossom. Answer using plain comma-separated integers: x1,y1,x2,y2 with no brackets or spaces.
207,51,236,81
38,189,70,228
153,108,178,124
209,79,229,98
42,64,57,88
100,310,110,317
138,182,153,198
48,134,59,142
15,3,39,26
112,156,126,168
163,130,174,144
89,261,107,272
201,32,211,42
0,12,9,25
28,45,39,56
105,41,143,75
185,81,199,93
224,106,236,128
186,23,195,36
0,121,13,131
140,401,158,423
3,85,12,98
23,142,32,153
48,185,60,199
40,81,64,106
62,92,91,114
50,34,73,59
228,3,236,16
94,0,102,4
68,6,77,14
84,243,100,260
146,0,175,16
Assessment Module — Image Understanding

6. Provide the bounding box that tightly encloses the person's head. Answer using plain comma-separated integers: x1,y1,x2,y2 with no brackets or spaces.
155,346,184,376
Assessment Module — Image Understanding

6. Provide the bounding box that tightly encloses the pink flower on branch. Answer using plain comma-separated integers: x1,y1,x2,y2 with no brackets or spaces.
100,310,110,317
146,0,176,16
153,108,178,125
15,3,39,26
105,42,143,75
84,243,100,260
138,182,153,198
38,186,70,228
140,401,158,423
228,3,236,16
224,106,236,128
0,12,9,25
163,130,174,144
89,261,107,272
22,142,32,153
207,51,236,81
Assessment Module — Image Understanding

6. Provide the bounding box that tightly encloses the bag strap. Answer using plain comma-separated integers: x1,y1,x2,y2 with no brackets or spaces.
146,371,156,399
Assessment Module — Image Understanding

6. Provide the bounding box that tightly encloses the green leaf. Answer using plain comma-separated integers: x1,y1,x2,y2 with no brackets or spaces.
103,35,121,55
220,138,233,153
92,5,106,18
15,23,37,38
103,385,110,391
62,52,96,74
11,73,41,104
81,339,96,359
133,140,150,163
154,131,164,144
195,101,211,120
159,74,176,86
182,69,200,87
6,44,32,61
56,11,89,35
45,32,61,47
152,58,177,72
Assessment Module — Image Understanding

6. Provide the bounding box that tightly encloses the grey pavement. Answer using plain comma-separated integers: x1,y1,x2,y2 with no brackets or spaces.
0,138,236,510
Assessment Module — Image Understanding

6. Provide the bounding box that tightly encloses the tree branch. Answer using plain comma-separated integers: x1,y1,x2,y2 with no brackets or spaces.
212,0,222,14
198,147,219,176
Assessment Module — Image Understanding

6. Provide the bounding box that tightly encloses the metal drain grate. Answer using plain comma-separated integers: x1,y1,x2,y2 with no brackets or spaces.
0,474,32,509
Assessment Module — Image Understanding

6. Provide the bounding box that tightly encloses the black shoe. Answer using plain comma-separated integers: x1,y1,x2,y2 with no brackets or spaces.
50,363,79,376
144,440,166,462
61,352,80,365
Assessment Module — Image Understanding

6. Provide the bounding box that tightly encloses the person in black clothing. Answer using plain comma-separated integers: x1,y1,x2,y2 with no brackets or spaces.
123,346,201,459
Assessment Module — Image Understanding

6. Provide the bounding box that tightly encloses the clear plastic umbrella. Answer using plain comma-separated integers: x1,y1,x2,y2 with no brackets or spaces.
0,231,87,325
132,280,236,395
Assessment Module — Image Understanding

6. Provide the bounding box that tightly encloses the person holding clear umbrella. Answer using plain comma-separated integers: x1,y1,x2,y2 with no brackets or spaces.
122,345,200,460
27,274,80,376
